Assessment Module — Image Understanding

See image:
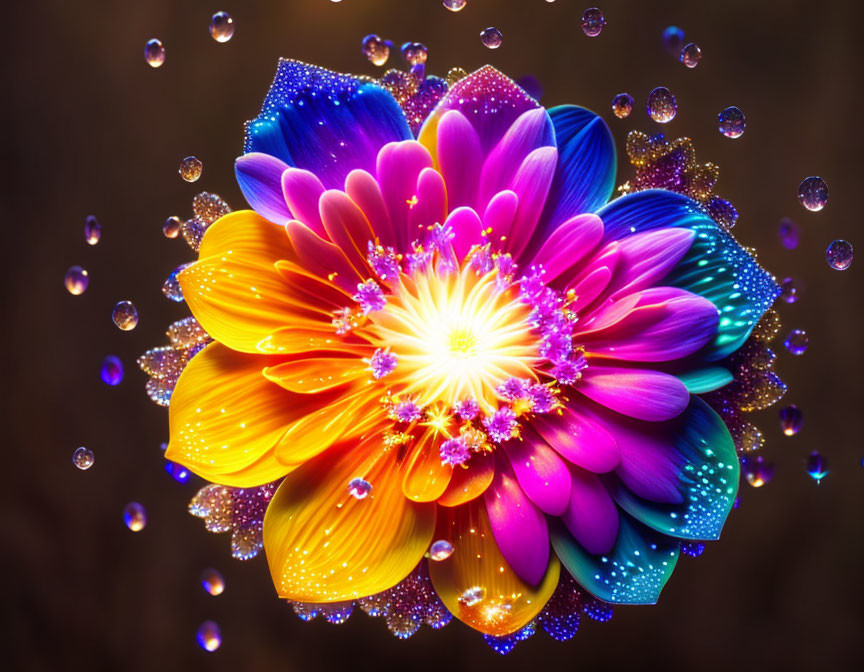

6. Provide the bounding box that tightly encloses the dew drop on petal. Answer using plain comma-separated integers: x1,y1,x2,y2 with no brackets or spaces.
446,67,468,86
209,12,234,43
647,87,677,123
718,106,746,138
581,8,606,37
429,540,454,561
779,277,801,304
400,41,428,66
73,446,94,470
112,301,139,331
162,263,190,302
84,215,101,245
179,156,203,183
680,42,702,68
65,266,89,295
480,27,503,49
826,240,853,270
144,39,165,68
197,620,222,652
783,328,808,355
100,355,124,386
347,477,372,499
798,176,828,211
361,34,390,67
163,215,182,239
458,586,486,607
741,455,774,488
201,568,225,596
806,451,829,483
124,502,147,531
165,461,191,483
779,405,803,436
611,93,634,119
443,0,467,12
777,217,800,250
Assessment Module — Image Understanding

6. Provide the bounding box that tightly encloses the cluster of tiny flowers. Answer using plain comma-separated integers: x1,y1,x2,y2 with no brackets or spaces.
453,398,480,421
367,241,402,281
353,278,386,314
482,406,519,443
439,437,472,465
392,399,423,423
369,348,398,379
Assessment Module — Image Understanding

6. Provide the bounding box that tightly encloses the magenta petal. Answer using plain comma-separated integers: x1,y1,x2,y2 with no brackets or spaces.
484,460,550,585
376,141,433,250
345,169,396,247
569,266,613,313
436,110,483,210
531,214,604,283
532,405,620,473
446,207,484,260
607,227,696,300
482,190,519,248
504,429,573,515
563,241,620,300
408,167,447,235
561,467,620,555
577,367,690,421
281,168,326,237
506,146,558,257
319,189,375,272
235,153,292,224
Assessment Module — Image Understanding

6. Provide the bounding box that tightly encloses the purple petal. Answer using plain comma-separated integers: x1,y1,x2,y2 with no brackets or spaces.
281,168,326,237
532,405,620,473
235,153,292,224
607,228,696,300
530,214,604,284
376,141,433,251
436,110,483,210
482,190,519,249
446,207,484,259
504,430,573,516
577,367,690,421
506,146,558,257
561,467,619,555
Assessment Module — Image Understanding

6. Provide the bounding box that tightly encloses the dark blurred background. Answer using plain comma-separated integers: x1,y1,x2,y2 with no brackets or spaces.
4,0,863,670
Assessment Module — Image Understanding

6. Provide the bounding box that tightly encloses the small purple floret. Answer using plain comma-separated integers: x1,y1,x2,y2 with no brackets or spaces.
497,378,530,401
370,348,397,380
439,437,472,466
528,384,557,413
394,400,423,423
453,399,480,421
367,241,401,280
483,407,518,443
353,279,386,314
551,353,588,385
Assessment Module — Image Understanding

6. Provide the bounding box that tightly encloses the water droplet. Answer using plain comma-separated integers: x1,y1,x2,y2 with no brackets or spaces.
196,620,222,652
718,106,745,138
662,26,685,56
179,156,203,183
458,586,486,607
779,405,803,436
163,215,182,239
480,27,503,49
201,568,225,596
777,217,800,250
826,239,853,270
429,540,454,561
446,67,468,86
647,87,677,123
162,263,190,302
797,176,828,211
65,266,89,295
84,215,101,245
347,477,372,499
361,34,390,67
73,447,94,470
400,41,428,66
741,455,775,488
611,93,634,119
112,301,139,331
806,451,829,483
783,328,808,355
100,355,124,386
209,11,234,43
144,39,165,68
779,277,801,304
165,461,191,483
581,8,606,37
680,42,702,68
124,502,147,531
443,0,467,11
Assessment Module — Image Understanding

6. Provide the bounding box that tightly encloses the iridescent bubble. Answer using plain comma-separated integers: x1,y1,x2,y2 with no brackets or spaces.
611,93,634,119
581,8,606,37
400,42,428,66
179,156,203,183
783,328,808,356
662,26,685,56
100,355,124,386
112,301,139,331
779,277,801,304
124,502,147,532
196,620,222,652
165,461,191,483
680,42,702,68
65,266,89,295
458,586,485,607
429,540,454,561
201,568,225,596
480,27,503,49
72,446,94,470
446,67,468,86
826,240,853,270
647,87,677,123
347,477,372,499
209,12,234,43
777,217,800,250
718,106,746,138
162,263,190,302
361,34,390,67
144,39,165,68
443,0,467,10
84,215,101,245
797,176,828,211
779,405,803,436
806,451,829,483
741,455,775,488
163,215,181,239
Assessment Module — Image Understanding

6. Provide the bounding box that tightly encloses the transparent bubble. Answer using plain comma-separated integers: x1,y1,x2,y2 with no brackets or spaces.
209,12,234,43
361,34,390,67
73,446,94,470
480,27,503,49
144,39,165,68
662,26,685,56
443,0,467,10
201,568,225,596
777,217,800,250
718,106,746,138
100,355,124,386
162,263,190,302
165,461,191,483
741,455,774,488
784,328,808,355
65,266,89,295
797,176,828,211
163,215,182,239
779,405,803,436
112,301,139,331
611,93,634,119
400,41,428,66
826,240,853,270
347,477,372,499
84,215,101,245
429,540,454,561
806,451,829,483
179,156,203,183
124,502,147,532
197,620,222,652
779,277,800,304
458,586,485,607
647,87,677,123
446,67,468,86
680,42,702,68
581,8,606,37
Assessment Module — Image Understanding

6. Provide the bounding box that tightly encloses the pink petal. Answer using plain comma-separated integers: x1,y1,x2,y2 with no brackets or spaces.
577,367,690,421
376,141,433,251
408,167,447,237
532,404,620,473
482,190,519,249
505,146,557,257
285,220,363,293
531,213,604,283
319,190,375,273
504,429,572,515
281,168,326,237
446,207,484,260
436,110,483,210
235,153,292,225
561,467,620,555
569,266,613,313
345,169,396,247
607,227,696,300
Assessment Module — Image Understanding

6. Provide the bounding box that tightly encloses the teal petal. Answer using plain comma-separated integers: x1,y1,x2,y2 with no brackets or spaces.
676,366,733,394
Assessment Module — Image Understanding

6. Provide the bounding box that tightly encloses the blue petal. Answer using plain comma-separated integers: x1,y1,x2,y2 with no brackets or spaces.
676,366,733,394
234,153,292,224
244,59,412,189
550,514,680,605
597,190,779,360
604,397,739,541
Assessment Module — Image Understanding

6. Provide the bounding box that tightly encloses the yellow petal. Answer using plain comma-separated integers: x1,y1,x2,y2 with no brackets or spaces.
428,501,559,636
264,434,436,602
438,452,495,507
198,209,293,262
257,327,371,356
417,108,441,170
401,430,453,502
263,356,373,394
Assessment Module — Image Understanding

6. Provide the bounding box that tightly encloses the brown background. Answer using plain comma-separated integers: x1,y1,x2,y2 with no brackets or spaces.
4,0,864,670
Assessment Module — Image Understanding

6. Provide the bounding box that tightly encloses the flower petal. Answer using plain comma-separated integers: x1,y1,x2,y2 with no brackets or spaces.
376,140,434,250
408,167,448,235
262,356,371,394
446,206,484,260
530,213,604,284
319,189,375,273
561,467,619,555
577,367,690,421
434,110,483,210
281,168,326,237
345,169,396,247
235,153,292,224
503,429,572,515
605,227,696,300
532,404,620,473
438,452,495,506
506,147,558,257
285,220,364,294
401,430,454,502
482,190,519,250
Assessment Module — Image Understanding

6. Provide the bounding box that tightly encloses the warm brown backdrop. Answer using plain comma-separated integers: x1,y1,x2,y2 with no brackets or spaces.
5,0,864,670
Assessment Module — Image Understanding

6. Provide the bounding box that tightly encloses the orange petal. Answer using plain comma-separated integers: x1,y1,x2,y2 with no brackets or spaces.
401,430,453,502
263,357,373,394
428,501,559,636
263,434,436,602
198,209,294,262
438,452,495,507
257,327,372,357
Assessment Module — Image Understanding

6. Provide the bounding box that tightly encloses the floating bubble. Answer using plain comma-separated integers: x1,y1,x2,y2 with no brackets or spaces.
718,106,745,138
165,461,191,483
73,447,94,470
400,42,428,66
826,240,853,270
777,217,800,250
112,300,139,331
662,26,685,56
647,87,677,123
480,27,503,49
100,355,124,386
347,477,372,499
361,34,390,67
84,215,101,245
429,540,454,561
783,328,808,355
179,156,203,183
680,42,702,68
779,405,803,436
144,39,165,68
806,451,829,483
581,8,606,37
162,263,190,302
124,502,147,532
741,455,775,488
443,0,467,10
196,620,222,652
611,93,634,119
779,277,800,304
65,266,89,295
201,568,225,596
458,586,486,607
798,176,828,211
163,215,181,239
209,11,234,43
446,67,468,86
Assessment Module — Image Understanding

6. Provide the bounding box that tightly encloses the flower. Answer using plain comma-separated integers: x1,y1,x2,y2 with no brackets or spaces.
166,60,778,637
